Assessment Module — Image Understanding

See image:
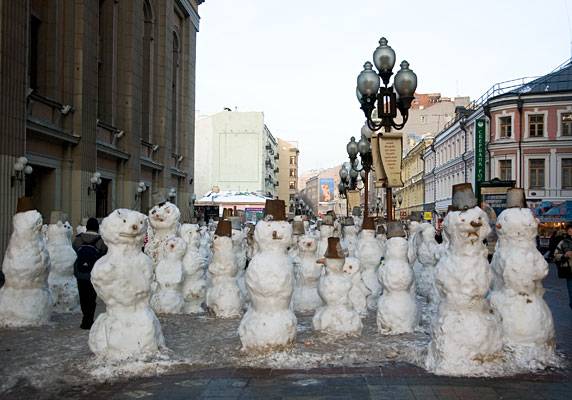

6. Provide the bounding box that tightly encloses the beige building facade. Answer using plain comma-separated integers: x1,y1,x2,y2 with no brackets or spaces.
277,139,299,215
0,0,203,259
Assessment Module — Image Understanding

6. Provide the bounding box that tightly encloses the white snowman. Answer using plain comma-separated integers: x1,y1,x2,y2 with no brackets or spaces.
239,200,297,351
490,188,556,367
343,256,370,318
0,198,52,327
199,225,213,266
145,200,181,265
341,217,359,258
46,220,79,313
150,236,186,314
377,222,418,334
411,222,441,313
376,224,387,254
292,234,323,313
230,218,249,304
313,237,362,336
426,184,502,376
206,220,243,318
358,216,384,310
316,215,335,260
89,209,165,360
180,223,207,314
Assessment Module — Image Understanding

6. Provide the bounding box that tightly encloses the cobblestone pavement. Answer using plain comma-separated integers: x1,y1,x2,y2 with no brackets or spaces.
2,266,571,400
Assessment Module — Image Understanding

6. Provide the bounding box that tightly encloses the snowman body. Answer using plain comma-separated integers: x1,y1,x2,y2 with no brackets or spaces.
412,223,441,309
232,228,249,304
199,226,213,266
342,225,359,258
490,208,555,366
0,210,52,327
46,221,79,313
239,220,297,350
180,224,207,314
292,235,323,313
89,209,165,360
313,257,362,335
426,207,502,375
358,230,383,310
377,237,418,334
343,257,370,318
151,237,186,314
144,202,181,265
206,235,243,318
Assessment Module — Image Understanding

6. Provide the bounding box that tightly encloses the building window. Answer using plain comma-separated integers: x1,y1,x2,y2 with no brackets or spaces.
289,169,296,178
499,160,512,181
289,181,296,189
528,159,545,189
289,156,296,165
141,0,154,142
561,112,572,136
171,31,180,153
563,159,572,189
499,116,512,138
28,14,41,90
529,114,544,137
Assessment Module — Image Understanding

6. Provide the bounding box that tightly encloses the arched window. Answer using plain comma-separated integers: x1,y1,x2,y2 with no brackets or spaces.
141,0,154,142
171,31,180,154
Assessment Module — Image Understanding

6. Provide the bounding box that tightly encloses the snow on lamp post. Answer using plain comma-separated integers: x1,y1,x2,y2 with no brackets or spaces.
88,172,102,196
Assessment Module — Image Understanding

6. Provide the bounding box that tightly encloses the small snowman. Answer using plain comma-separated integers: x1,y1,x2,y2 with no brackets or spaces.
151,236,186,314
0,198,52,327
316,215,335,259
46,217,79,313
352,207,363,230
376,224,387,254
180,223,207,314
230,217,248,304
289,220,306,261
199,225,213,266
490,188,556,367
89,209,165,360
313,237,362,336
292,234,323,313
426,184,502,376
343,256,370,318
145,197,181,265
358,216,384,310
377,222,418,334
411,222,441,313
341,217,359,258
239,200,297,351
206,220,243,318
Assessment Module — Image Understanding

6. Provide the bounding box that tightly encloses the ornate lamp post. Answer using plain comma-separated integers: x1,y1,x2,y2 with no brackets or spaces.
355,37,417,220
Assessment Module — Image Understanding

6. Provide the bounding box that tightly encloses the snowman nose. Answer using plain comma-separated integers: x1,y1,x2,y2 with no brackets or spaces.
132,224,139,230
272,231,278,239
470,221,482,228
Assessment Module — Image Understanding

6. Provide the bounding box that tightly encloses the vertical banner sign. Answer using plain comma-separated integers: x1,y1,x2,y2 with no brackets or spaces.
347,190,361,213
378,132,403,188
474,119,487,202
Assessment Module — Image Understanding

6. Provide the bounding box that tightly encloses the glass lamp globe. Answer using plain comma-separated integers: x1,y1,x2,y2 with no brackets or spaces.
357,135,371,156
394,60,417,98
346,137,359,158
356,61,381,97
372,37,396,73
24,165,33,175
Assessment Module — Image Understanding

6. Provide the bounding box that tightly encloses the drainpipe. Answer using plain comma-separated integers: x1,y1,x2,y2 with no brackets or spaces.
517,95,524,187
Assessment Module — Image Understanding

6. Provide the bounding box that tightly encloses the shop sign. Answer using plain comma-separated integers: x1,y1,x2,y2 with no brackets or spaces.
474,119,487,200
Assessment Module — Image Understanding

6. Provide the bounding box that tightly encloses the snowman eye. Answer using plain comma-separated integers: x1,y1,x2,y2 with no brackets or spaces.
123,219,126,223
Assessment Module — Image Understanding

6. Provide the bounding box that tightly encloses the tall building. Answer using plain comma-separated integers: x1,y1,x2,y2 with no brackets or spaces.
303,165,344,217
277,139,299,215
194,110,279,197
0,0,203,258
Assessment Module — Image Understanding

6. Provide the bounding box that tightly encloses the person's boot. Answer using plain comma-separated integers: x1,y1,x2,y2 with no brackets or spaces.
80,317,93,330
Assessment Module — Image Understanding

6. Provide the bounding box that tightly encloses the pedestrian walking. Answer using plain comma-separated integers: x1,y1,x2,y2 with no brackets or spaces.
72,218,107,329
554,222,572,310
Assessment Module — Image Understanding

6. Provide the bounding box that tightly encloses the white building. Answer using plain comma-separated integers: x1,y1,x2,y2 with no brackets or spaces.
194,110,278,197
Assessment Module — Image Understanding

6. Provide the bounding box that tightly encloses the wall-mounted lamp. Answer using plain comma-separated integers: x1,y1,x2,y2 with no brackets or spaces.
60,105,74,115
114,130,125,139
11,156,33,187
88,172,102,196
152,144,159,152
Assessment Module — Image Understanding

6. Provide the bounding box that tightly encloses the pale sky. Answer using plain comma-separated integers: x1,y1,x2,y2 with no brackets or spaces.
195,0,571,173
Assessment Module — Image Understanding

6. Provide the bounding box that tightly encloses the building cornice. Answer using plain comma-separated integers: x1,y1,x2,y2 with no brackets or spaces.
175,0,201,31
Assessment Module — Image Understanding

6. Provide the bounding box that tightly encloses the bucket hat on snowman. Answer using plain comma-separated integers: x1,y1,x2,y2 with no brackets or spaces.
323,237,345,259
214,220,232,237
386,221,406,239
16,196,35,213
292,220,305,235
451,183,477,211
362,216,375,231
506,187,527,209
264,199,286,221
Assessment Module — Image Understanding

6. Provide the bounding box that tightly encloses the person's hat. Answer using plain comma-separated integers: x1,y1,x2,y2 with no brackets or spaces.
341,216,355,226
16,197,35,213
322,214,335,226
386,221,406,239
264,199,286,221
292,220,305,235
451,183,477,211
362,216,375,231
229,216,242,230
506,188,527,209
152,191,167,206
214,220,232,237
323,237,345,259
352,207,362,217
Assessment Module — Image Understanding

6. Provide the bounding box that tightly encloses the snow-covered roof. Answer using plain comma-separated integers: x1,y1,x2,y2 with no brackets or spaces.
195,191,272,205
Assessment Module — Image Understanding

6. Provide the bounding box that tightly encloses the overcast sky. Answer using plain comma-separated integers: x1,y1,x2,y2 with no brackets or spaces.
195,0,571,173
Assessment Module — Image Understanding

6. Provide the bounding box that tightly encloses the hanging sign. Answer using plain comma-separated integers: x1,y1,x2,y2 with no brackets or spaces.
378,132,403,188
371,134,386,186
346,189,361,212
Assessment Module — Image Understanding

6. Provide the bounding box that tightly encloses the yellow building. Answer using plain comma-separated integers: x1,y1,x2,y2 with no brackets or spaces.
277,139,299,216
395,137,433,219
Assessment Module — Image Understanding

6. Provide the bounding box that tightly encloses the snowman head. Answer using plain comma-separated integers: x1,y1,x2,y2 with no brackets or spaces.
231,228,246,245
212,234,233,254
254,220,292,250
320,224,335,238
180,223,201,248
164,236,187,259
100,209,148,247
13,210,43,237
47,220,70,241
445,206,490,246
495,207,537,241
148,201,180,230
342,256,361,276
343,224,358,238
298,234,317,254
385,236,409,259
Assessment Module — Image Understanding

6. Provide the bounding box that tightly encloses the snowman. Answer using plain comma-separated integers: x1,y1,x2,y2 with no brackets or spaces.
239,200,297,351
316,215,335,260
313,237,362,336
341,217,359,258
352,207,363,231
0,198,52,327
426,184,502,376
180,223,207,314
144,199,181,265
292,234,323,313
199,225,213,266
150,236,186,314
289,220,306,261
377,222,418,334
230,217,248,304
411,222,441,313
343,256,370,318
376,224,387,254
358,216,384,310
76,218,88,235
490,188,556,366
46,220,79,313
206,220,243,318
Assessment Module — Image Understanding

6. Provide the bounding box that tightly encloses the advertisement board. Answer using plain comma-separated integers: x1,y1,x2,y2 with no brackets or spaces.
319,178,335,203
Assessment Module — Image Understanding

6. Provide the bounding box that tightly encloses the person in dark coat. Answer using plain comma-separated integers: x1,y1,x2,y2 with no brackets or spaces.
72,218,107,329
554,222,572,310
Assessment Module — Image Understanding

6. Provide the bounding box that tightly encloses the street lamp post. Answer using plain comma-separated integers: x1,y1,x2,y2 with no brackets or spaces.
355,37,417,221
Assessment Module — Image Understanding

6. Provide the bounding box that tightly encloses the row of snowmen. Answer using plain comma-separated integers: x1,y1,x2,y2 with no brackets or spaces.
0,184,557,376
